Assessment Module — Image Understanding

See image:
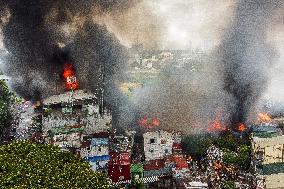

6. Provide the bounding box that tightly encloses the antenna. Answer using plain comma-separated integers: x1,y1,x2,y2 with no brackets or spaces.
100,65,105,116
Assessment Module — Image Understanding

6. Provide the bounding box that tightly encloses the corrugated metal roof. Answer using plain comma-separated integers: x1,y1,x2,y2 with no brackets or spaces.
259,163,284,175
43,90,96,105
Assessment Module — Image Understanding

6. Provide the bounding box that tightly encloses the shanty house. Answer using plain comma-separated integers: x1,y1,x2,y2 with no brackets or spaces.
80,132,110,171
131,163,144,179
108,152,131,182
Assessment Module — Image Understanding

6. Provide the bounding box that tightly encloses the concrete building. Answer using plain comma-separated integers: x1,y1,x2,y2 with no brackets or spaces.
252,131,284,189
42,90,111,147
143,130,175,161
41,89,112,171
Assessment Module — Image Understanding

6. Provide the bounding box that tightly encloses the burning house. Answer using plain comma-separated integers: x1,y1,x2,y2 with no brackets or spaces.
40,61,112,171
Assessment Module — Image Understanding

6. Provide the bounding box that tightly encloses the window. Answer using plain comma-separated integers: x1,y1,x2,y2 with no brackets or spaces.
150,138,156,144
165,149,169,154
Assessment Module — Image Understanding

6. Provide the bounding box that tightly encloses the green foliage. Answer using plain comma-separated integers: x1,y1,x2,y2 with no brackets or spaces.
223,150,238,165
128,179,145,189
237,144,251,170
222,144,251,170
220,180,236,189
182,135,213,160
214,131,238,151
0,141,111,189
0,80,13,137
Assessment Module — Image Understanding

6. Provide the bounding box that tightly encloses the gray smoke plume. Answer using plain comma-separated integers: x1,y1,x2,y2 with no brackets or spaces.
220,0,283,126
0,0,283,132
133,52,235,134
129,0,283,133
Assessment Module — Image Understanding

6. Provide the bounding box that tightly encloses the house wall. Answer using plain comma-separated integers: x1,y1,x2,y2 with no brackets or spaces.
143,130,174,161
108,164,131,182
90,160,108,171
265,173,284,189
253,136,284,164
52,132,81,148
42,114,111,134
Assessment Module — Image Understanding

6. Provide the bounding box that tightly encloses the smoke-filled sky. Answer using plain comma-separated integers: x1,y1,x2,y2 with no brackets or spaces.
0,0,283,132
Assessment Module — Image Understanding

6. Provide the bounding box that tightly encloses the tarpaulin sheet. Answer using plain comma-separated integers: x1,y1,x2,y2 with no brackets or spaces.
91,138,109,146
86,155,109,162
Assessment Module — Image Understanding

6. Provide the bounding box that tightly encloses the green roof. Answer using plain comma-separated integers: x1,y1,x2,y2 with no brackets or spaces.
48,126,85,136
253,131,281,138
131,163,144,173
257,162,284,175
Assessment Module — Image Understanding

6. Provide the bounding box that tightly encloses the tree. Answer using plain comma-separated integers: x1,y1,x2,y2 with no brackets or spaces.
223,150,238,165
0,80,13,141
182,135,213,160
237,144,251,170
0,141,111,188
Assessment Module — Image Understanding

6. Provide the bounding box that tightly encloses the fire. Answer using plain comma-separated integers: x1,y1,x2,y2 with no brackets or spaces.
257,112,272,123
138,117,161,129
207,119,225,133
63,63,78,90
236,123,245,132
152,118,161,126
207,110,226,133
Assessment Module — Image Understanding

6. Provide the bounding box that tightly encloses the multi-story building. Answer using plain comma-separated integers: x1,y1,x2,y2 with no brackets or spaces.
41,89,112,170
108,130,136,182
23,60,113,171
143,130,175,161
252,126,284,189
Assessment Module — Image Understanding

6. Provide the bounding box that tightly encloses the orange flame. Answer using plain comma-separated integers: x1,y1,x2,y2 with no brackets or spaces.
63,63,78,90
152,118,161,126
257,112,272,123
138,117,160,129
207,110,226,133
207,119,225,133
236,123,245,132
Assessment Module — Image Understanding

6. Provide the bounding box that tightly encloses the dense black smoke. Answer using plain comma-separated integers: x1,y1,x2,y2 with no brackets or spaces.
0,0,137,128
0,0,283,132
220,0,283,126
1,1,61,99
0,0,132,100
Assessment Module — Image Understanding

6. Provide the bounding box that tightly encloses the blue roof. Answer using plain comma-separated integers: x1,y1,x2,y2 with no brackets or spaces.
250,125,281,133
86,155,109,162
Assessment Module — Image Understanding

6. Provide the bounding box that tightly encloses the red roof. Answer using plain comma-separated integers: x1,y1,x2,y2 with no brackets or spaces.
174,156,188,169
172,142,182,150
144,159,165,171
109,152,130,165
